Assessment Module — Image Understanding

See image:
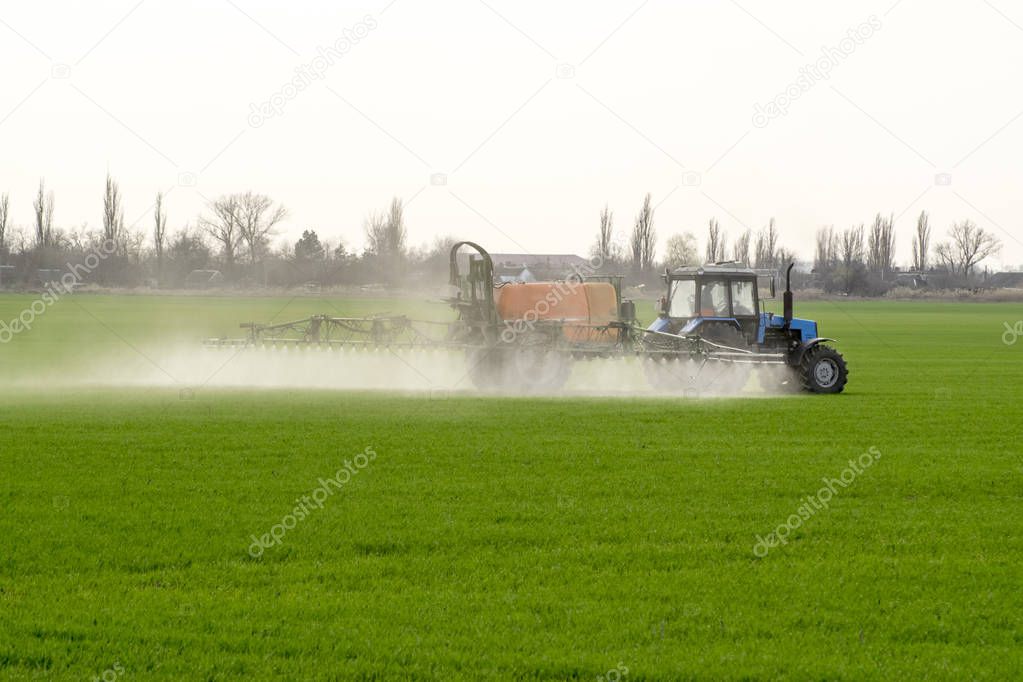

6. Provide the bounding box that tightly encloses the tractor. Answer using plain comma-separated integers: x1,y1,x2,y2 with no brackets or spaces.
209,242,848,395
645,262,848,393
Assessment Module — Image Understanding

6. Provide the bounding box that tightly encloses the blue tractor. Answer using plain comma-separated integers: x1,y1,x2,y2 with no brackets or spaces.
644,262,848,393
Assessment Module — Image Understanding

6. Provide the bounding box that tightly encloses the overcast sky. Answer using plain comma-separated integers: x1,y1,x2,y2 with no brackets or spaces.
2,0,1022,269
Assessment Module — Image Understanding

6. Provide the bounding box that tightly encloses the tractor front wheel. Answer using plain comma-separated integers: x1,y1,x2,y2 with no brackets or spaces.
799,345,848,393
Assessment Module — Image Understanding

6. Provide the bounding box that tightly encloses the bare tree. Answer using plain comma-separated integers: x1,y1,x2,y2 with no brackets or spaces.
125,228,145,265
838,224,866,294
34,182,44,247
866,213,895,279
33,179,55,249
705,218,726,262
0,193,9,256
365,197,408,282
630,193,656,274
732,229,752,265
777,247,797,271
911,210,930,271
385,197,407,263
364,211,387,256
814,226,838,271
935,220,1001,280
881,214,896,278
629,225,641,274
754,218,779,269
840,224,865,267
165,225,212,285
237,191,287,264
409,234,459,281
153,191,167,277
664,232,698,267
103,173,125,250
592,204,619,265
866,215,882,273
199,195,242,267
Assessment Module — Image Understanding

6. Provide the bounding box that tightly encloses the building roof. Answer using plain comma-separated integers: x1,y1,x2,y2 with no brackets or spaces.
488,253,589,268
184,269,224,287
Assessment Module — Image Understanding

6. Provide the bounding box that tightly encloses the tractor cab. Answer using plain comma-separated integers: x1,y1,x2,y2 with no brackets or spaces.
650,262,823,352
651,263,764,344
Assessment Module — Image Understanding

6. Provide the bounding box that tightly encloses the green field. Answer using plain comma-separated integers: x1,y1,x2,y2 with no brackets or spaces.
1,293,1021,680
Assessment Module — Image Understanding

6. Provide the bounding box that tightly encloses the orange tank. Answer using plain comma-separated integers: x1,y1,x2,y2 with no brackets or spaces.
494,281,618,342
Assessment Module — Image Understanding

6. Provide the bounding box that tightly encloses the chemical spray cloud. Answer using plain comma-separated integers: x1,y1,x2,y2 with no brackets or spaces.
752,15,882,129
247,15,378,128
500,230,629,343
0,238,117,344
248,446,377,558
753,446,882,558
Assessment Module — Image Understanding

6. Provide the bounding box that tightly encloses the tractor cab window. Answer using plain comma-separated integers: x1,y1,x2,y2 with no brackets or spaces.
699,280,729,317
669,278,697,318
731,280,756,316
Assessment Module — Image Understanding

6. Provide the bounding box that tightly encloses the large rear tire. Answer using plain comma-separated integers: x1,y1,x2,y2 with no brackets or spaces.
511,342,572,392
465,336,572,393
466,346,506,391
799,345,848,393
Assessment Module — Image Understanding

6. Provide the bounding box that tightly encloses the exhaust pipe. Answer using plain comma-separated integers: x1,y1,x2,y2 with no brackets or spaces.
783,263,794,327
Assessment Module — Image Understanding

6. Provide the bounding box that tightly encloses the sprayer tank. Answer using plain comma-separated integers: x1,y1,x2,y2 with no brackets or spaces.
494,282,618,340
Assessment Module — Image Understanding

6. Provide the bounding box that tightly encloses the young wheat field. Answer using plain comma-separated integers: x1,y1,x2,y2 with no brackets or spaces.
1,294,1021,679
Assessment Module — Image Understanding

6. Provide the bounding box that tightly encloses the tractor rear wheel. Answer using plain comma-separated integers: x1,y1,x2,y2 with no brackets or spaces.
466,337,572,393
466,346,507,391
510,333,572,392
799,345,848,393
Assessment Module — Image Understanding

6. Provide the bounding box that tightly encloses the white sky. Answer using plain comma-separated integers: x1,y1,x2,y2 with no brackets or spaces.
2,0,1022,269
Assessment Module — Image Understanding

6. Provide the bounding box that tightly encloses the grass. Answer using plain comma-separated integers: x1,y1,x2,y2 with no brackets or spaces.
0,293,1021,679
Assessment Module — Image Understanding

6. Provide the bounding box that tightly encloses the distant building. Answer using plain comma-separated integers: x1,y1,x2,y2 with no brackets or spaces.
36,269,64,287
894,272,929,288
496,266,535,283
488,253,589,282
989,272,1023,289
185,269,224,288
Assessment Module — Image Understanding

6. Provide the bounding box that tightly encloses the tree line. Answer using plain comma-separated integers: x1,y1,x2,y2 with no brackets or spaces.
592,193,1003,294
0,178,1006,293
0,176,455,289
